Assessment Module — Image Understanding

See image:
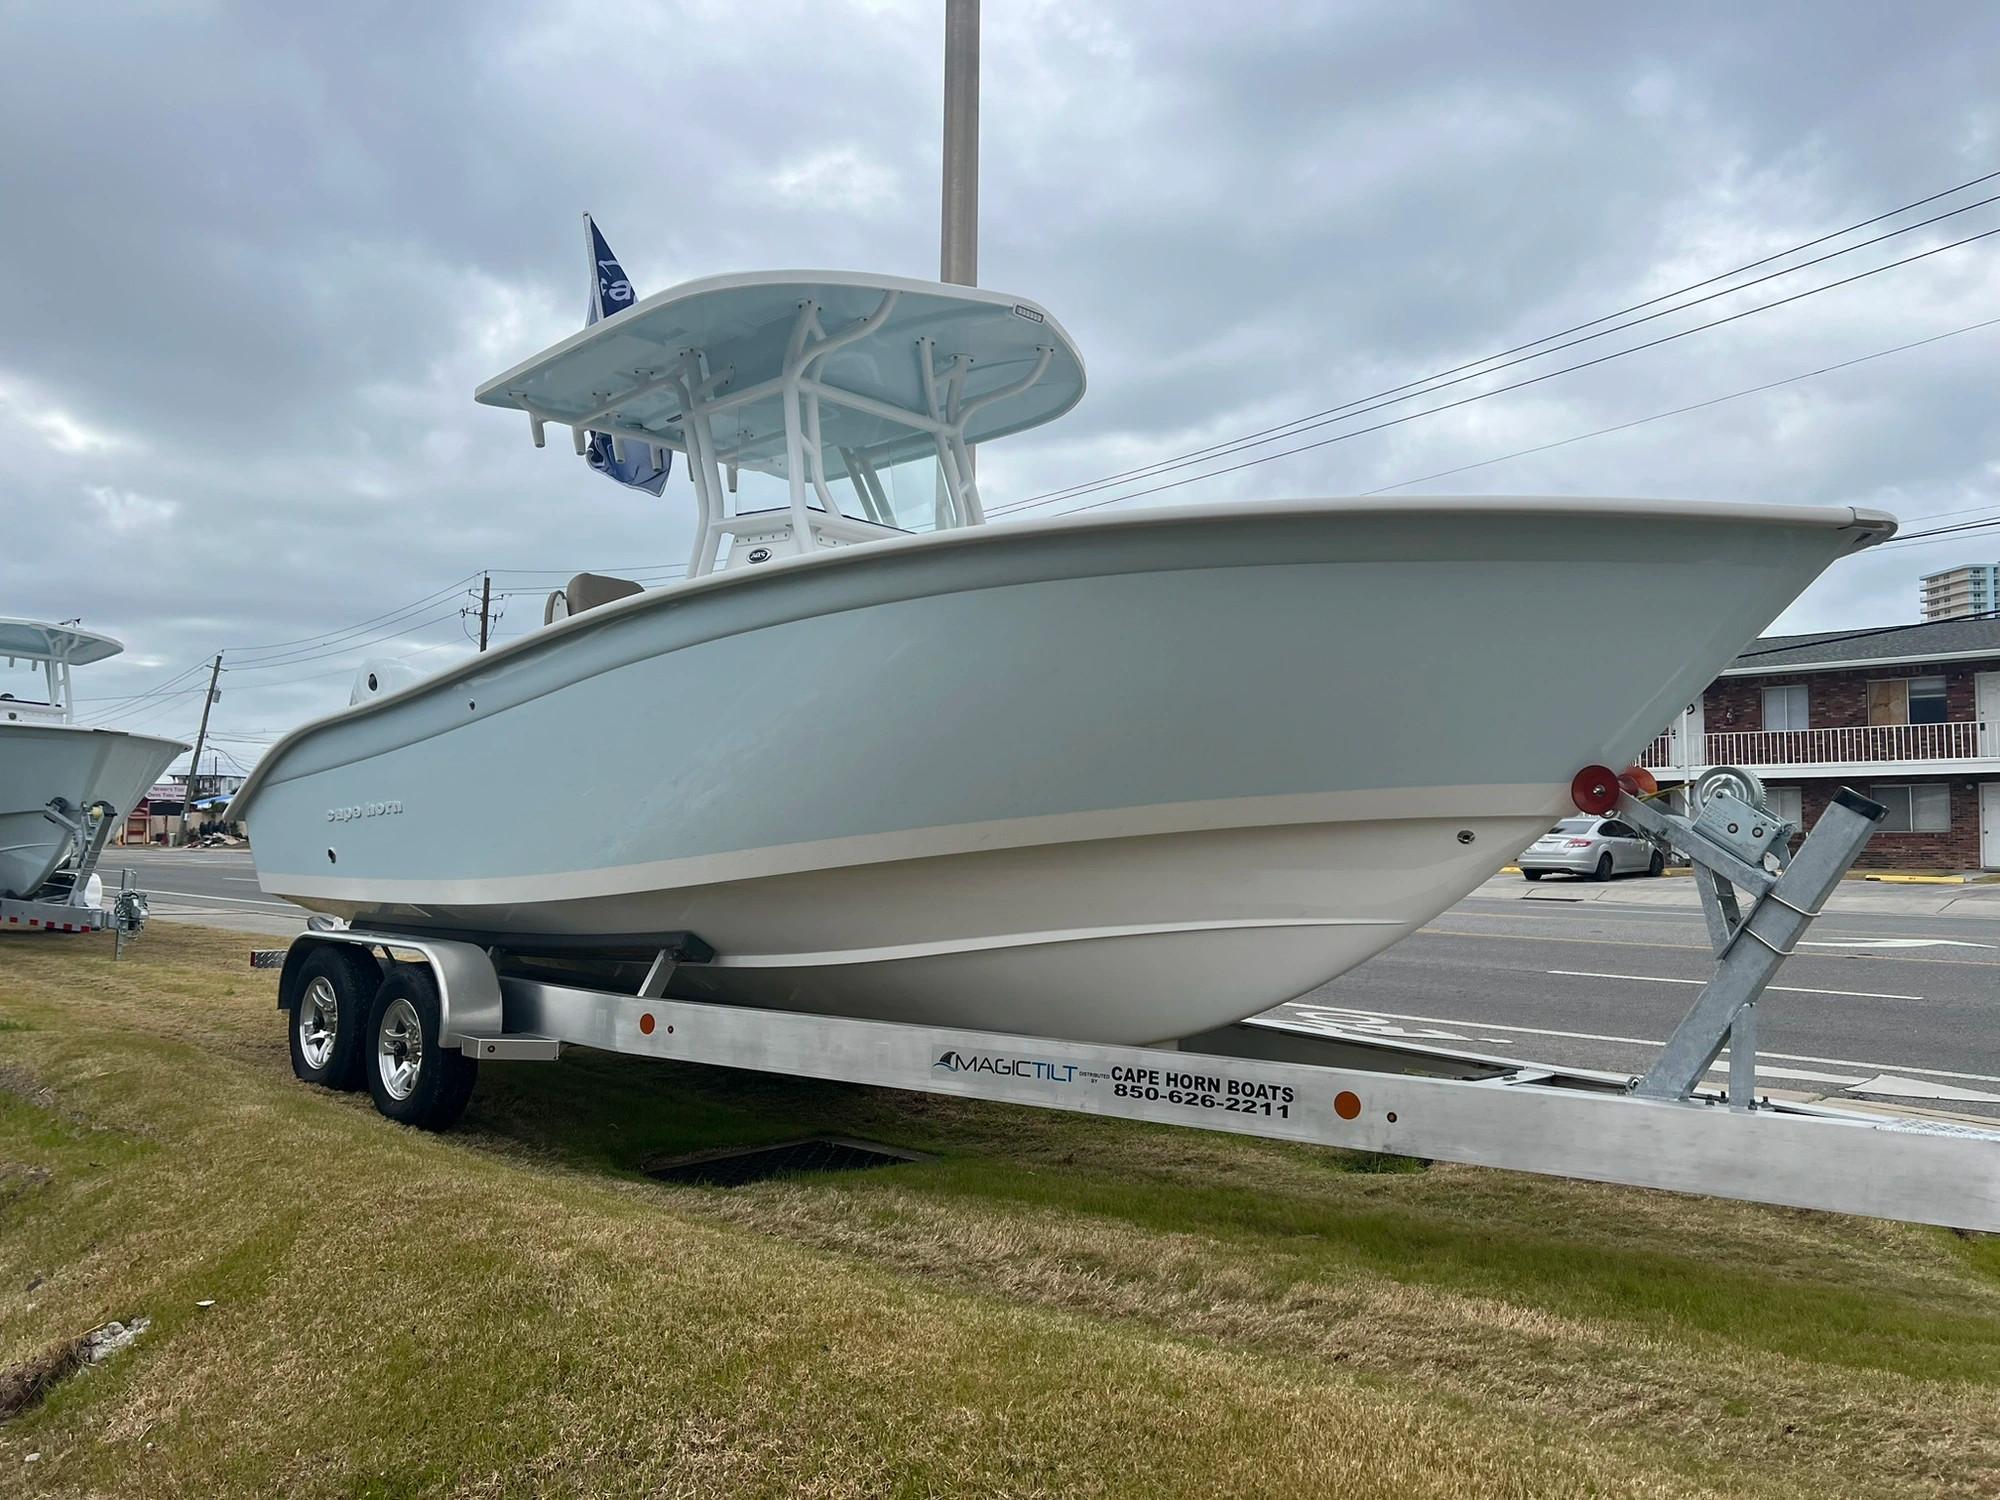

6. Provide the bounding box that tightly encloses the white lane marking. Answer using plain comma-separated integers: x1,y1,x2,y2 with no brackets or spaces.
1283,1005,1670,1051
117,855,251,864
1275,1003,2000,1087
1546,968,1921,1002
1274,1009,1869,1086
1799,937,1996,950
223,876,264,883
142,887,297,910
1468,892,2000,933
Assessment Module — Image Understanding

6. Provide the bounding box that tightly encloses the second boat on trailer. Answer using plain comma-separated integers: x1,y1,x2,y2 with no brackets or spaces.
1,619,185,904
229,268,1893,1045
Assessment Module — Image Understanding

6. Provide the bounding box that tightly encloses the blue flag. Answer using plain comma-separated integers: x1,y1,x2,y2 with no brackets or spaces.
582,214,671,496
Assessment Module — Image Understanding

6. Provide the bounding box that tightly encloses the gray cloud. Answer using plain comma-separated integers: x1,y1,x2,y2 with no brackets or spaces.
3,0,1998,768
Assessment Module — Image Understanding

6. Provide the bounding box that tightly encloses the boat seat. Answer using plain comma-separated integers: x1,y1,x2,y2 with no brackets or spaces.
564,573,645,616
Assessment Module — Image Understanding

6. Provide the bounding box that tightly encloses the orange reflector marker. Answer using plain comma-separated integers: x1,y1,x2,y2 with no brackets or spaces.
1570,765,1620,815
1334,1090,1362,1121
639,1013,656,1036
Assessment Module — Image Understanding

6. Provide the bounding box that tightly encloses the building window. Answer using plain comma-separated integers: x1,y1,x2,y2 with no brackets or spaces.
1869,676,1951,726
1766,785,1803,829
1761,684,1809,731
1868,679,1905,725
1873,783,1950,833
1909,676,1948,725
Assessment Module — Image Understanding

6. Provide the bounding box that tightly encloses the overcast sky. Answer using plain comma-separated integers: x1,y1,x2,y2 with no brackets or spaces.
4,1,1998,773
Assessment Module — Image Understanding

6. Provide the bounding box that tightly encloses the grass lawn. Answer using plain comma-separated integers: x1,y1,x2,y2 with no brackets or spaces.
2,921,1999,1497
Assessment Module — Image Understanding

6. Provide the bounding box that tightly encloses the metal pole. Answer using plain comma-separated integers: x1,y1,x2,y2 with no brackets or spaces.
178,654,222,847
940,0,978,503
477,573,492,653
940,0,979,288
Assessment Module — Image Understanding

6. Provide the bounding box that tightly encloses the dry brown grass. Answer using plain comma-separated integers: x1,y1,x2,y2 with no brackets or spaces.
2,921,1997,1497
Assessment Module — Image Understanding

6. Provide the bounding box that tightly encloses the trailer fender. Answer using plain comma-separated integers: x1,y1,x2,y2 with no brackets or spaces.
275,931,502,1049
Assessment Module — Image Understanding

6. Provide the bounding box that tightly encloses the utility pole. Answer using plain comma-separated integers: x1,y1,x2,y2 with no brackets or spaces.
940,0,979,288
178,653,222,847
477,572,493,652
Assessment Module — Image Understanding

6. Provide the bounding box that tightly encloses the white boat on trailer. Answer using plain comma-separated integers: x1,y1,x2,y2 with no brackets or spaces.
232,260,2000,1230
229,269,1896,1045
0,619,183,943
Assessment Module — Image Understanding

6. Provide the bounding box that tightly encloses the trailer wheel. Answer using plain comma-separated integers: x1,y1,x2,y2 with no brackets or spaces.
365,965,477,1131
287,946,378,1091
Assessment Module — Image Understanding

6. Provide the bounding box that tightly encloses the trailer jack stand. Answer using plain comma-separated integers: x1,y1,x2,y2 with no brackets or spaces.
1605,776,1886,1106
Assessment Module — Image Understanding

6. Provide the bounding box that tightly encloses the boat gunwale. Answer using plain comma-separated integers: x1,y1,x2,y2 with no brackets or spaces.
0,720,188,746
226,495,1894,818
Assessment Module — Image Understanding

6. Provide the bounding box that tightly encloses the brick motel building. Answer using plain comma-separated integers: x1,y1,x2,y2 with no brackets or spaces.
1641,618,2000,872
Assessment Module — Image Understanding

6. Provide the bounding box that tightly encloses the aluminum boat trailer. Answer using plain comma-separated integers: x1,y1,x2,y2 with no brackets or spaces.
262,767,2000,1233
2,798,151,955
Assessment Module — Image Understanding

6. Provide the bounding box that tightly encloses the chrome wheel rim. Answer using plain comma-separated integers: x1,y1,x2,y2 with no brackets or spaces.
377,997,423,1101
297,976,338,1071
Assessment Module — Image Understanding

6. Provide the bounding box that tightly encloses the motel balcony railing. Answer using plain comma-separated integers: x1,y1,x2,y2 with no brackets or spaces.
1639,720,2000,773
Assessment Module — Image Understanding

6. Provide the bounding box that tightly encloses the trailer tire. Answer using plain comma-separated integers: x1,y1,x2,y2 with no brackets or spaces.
287,946,379,1091
365,964,477,1130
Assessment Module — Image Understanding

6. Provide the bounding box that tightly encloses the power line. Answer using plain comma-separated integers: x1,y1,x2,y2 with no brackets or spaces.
71,658,211,716
79,564,658,733
73,683,205,704
1004,206,2000,516
224,572,481,657
106,690,209,735
228,591,483,669
81,618,470,732
1733,518,2000,659
993,170,2000,516
485,564,685,577
223,605,470,673
1737,607,2000,660
198,638,470,695
1027,225,2000,518
1887,498,2000,529
1359,315,2000,494
1878,514,2000,549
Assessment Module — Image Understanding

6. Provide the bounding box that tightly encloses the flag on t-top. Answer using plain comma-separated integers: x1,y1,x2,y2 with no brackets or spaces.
581,214,671,496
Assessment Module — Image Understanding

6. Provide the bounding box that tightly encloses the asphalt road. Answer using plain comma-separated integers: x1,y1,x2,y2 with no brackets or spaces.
118,847,2000,1114
1279,873,2000,1116
118,846,303,936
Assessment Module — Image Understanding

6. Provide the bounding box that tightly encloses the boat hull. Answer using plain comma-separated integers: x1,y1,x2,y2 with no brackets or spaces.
234,498,1889,1043
0,724,185,898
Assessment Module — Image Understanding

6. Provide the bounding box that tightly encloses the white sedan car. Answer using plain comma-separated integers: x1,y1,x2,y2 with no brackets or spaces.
1517,816,1664,881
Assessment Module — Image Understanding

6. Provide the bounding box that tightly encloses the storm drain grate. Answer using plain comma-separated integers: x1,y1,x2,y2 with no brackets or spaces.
643,1136,928,1188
